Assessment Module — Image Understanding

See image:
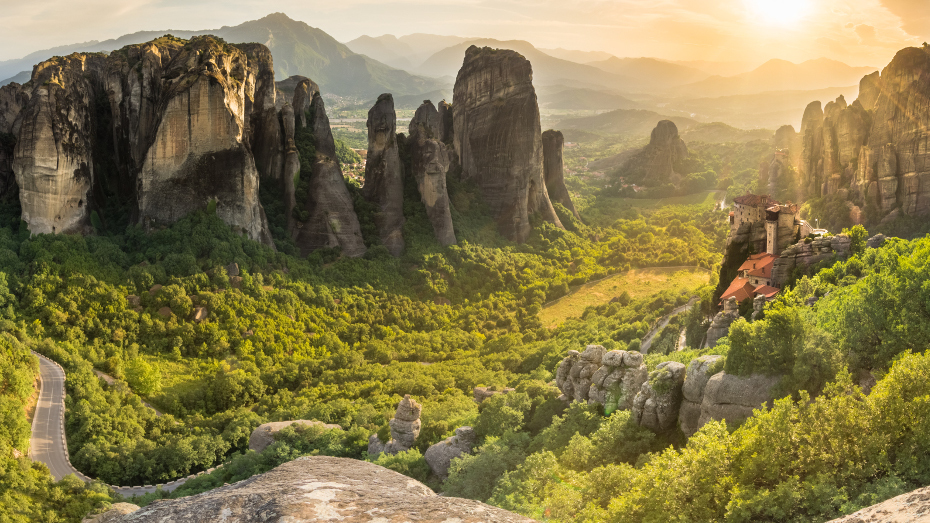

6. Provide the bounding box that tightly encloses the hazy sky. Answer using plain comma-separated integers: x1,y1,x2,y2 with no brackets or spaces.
0,0,928,66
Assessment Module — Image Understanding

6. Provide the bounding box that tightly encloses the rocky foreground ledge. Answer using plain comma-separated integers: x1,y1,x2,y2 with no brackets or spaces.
86,456,533,522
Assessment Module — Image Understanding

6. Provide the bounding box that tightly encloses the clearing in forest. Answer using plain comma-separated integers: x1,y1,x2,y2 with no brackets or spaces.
539,267,710,328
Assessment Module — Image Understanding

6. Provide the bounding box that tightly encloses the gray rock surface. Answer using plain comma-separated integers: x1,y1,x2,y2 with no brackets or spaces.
679,355,722,437
289,77,319,128
641,120,689,184
113,456,534,522
771,234,852,287
705,297,740,349
249,420,341,453
424,426,476,479
292,93,366,257
632,361,686,432
827,484,930,522
697,372,780,429
362,93,405,256
82,503,140,523
368,394,422,456
453,46,563,243
798,101,824,198
866,233,886,249
409,100,456,246
556,346,648,414
542,129,580,219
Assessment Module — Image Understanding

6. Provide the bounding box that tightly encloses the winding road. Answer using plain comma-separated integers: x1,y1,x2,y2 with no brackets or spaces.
29,351,214,497
640,297,699,354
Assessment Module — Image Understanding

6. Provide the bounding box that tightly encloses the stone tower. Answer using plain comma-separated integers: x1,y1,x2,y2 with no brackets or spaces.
765,206,779,255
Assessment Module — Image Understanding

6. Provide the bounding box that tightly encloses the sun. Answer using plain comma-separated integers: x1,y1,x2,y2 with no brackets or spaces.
743,0,812,28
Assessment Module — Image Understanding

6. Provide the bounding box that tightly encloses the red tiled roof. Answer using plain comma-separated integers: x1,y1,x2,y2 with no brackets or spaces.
720,277,756,303
738,253,778,273
754,285,781,298
747,255,777,278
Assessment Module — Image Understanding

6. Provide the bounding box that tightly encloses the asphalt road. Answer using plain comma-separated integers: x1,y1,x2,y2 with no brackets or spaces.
30,351,206,497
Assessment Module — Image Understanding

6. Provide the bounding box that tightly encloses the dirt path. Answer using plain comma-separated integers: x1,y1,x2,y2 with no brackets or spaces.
641,297,698,354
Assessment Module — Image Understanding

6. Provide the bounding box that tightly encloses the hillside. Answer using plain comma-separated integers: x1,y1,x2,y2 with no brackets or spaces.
0,13,445,98
680,57,876,97
679,122,773,143
539,47,615,63
344,33,470,71
557,109,699,136
586,56,709,90
539,88,642,110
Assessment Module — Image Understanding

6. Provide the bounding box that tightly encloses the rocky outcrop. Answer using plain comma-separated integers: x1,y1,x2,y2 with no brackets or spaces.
408,100,456,246
249,420,341,453
368,395,421,456
866,233,886,249
107,456,533,522
555,345,648,413
697,372,779,429
857,71,881,111
82,503,140,523
438,100,454,144
292,93,366,257
828,485,930,523
473,386,515,403
424,426,476,479
0,82,27,136
797,101,824,198
282,76,319,127
704,297,740,349
542,129,580,220
453,46,562,243
679,355,722,437
632,361,686,432
771,234,851,287
644,120,689,184
362,94,405,256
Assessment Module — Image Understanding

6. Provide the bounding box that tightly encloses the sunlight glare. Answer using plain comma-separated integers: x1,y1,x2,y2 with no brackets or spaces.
743,0,812,28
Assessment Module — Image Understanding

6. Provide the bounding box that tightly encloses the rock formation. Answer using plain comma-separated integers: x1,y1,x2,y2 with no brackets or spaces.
408,100,456,246
827,484,930,522
697,372,779,429
249,420,341,453
424,426,476,479
704,297,740,349
541,129,580,220
771,233,851,287
438,100,454,144
453,46,562,242
82,503,140,523
368,395,421,456
679,355,722,437
632,361,686,432
362,94,405,256
797,101,825,198
857,71,882,111
101,456,533,522
292,93,366,257
555,345,648,413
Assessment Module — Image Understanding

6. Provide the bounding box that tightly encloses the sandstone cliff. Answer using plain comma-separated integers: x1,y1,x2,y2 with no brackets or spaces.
453,46,562,243
292,93,366,257
409,100,456,246
541,129,580,219
99,456,533,522
362,94,405,256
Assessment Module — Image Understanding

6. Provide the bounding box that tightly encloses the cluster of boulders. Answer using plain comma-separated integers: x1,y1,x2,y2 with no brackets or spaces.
555,345,780,437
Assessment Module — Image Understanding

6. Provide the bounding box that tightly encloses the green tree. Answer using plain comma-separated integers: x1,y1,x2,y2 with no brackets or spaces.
125,357,161,395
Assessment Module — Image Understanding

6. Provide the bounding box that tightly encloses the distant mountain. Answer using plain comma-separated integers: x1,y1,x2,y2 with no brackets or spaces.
0,70,29,86
680,58,876,97
344,33,470,71
415,39,628,90
679,123,773,143
557,109,698,136
539,48,614,63
664,59,756,77
0,13,446,98
586,57,710,90
538,88,641,111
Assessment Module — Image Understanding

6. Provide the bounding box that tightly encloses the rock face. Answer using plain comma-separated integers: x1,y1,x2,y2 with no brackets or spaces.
632,361,686,432
368,395,422,456
424,426,476,479
827,485,930,523
408,100,456,246
705,297,740,349
453,46,562,242
110,456,534,522
249,420,341,453
555,345,648,413
362,94,405,256
288,76,319,128
679,355,722,437
697,372,779,429
82,503,140,523
771,234,851,287
644,120,688,183
541,129,580,220
292,93,366,257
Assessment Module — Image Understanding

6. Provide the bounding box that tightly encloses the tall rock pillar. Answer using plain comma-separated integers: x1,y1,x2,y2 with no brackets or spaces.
541,129,580,220
409,100,456,246
362,94,405,257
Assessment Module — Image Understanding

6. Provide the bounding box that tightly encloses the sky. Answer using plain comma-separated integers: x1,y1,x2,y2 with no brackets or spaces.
0,0,927,67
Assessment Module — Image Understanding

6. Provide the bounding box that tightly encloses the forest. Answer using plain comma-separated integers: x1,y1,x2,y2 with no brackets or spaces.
3,115,930,523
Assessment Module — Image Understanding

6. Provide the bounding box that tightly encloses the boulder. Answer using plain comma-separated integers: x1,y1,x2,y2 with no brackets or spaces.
704,297,740,349
586,350,648,414
81,503,140,523
291,93,366,258
192,307,208,322
541,130,580,219
226,262,240,277
424,426,476,479
866,233,886,249
632,361,686,432
362,94,405,256
408,100,456,246
249,420,341,453
452,46,562,242
473,386,515,403
369,395,422,456
555,345,606,402
697,372,780,429
105,456,533,522
679,355,722,437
